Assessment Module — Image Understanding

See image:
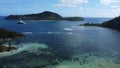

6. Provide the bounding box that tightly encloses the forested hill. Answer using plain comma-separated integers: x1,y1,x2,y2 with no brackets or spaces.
5,11,84,21
101,16,120,30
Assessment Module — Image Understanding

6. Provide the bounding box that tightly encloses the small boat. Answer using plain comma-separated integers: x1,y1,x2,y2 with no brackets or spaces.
17,20,26,24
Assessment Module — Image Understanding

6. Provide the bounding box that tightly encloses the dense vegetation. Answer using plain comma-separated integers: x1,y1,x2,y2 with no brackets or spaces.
64,17,84,21
101,16,120,30
80,22,100,26
80,16,120,31
5,11,84,21
0,28,24,52
0,28,24,39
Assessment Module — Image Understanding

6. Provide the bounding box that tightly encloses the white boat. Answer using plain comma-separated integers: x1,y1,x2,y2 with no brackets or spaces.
17,20,26,24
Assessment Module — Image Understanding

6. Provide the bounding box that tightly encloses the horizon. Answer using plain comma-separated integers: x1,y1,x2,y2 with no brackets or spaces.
0,0,120,17
0,11,114,18
0,14,113,18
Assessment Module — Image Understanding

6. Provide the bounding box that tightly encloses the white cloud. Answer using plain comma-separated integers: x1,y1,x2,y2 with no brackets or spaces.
100,0,120,5
99,0,120,15
111,5,120,8
57,0,88,7
110,5,120,14
79,7,84,10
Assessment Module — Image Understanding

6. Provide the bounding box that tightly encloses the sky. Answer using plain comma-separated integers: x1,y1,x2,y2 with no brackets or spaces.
0,0,120,17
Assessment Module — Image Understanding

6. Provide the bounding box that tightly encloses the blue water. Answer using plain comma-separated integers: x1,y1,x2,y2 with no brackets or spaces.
0,17,120,68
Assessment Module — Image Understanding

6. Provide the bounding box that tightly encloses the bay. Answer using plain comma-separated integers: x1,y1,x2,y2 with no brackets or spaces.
0,17,120,68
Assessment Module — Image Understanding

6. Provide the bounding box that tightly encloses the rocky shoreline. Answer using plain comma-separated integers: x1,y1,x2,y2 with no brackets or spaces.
80,16,120,31
0,44,18,52
0,28,24,52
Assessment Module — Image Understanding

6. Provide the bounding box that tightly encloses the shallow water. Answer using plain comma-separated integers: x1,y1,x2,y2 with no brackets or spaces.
0,17,120,68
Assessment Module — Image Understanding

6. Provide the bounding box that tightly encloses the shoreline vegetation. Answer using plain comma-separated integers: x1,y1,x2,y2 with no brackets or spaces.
80,16,120,31
5,11,84,21
80,22,100,26
0,28,24,52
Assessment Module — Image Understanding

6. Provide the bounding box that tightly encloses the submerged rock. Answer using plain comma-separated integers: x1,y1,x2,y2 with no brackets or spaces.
0,45,18,52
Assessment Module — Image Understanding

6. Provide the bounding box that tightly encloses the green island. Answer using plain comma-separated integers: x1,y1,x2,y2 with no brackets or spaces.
0,28,24,52
80,16,120,31
63,17,84,21
5,11,84,21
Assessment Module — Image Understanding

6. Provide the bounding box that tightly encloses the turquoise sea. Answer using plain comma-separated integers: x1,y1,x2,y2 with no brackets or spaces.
0,17,120,68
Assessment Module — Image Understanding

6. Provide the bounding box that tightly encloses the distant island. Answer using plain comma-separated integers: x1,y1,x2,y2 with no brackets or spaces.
0,28,24,52
80,16,120,31
5,11,84,21
63,17,84,21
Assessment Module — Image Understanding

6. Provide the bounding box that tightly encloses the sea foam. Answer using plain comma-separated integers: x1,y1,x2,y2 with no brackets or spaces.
64,28,73,31
0,43,48,58
23,32,33,34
